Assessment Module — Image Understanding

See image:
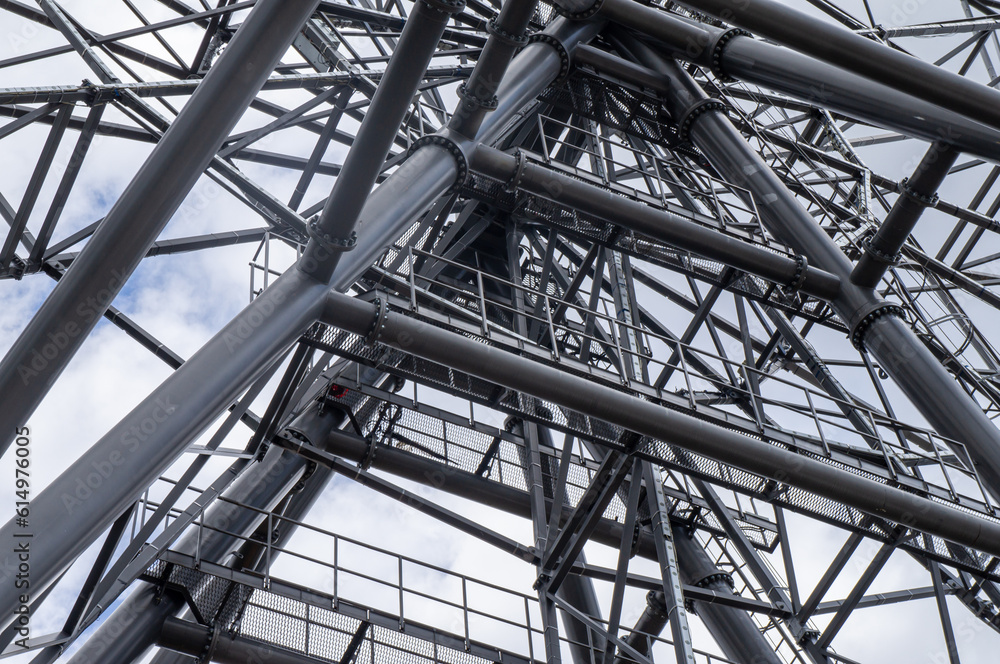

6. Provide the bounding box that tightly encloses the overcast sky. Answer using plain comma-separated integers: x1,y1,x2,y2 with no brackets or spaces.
2,1,1000,662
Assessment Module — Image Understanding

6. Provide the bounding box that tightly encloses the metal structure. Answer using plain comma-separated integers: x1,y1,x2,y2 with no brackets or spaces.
6,0,1000,662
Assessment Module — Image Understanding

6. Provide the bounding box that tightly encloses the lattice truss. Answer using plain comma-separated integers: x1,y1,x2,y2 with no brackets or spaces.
5,1,1000,664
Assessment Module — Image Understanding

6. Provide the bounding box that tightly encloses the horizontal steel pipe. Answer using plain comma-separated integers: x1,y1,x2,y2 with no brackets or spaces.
675,0,1000,132
470,144,841,300
579,1,1000,163
618,35,1000,503
320,291,1000,557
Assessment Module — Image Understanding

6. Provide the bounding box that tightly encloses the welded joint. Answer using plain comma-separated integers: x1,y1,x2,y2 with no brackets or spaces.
709,28,752,83
308,216,357,253
677,98,728,143
408,134,469,194
527,33,572,84
553,0,604,19
487,16,531,47
850,303,906,351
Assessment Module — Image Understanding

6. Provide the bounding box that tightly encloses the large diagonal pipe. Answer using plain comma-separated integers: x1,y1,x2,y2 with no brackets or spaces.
0,0,322,456
673,0,1000,133
614,35,1000,503
0,15,602,624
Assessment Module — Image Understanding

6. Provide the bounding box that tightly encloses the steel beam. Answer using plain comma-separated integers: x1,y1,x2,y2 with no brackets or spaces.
157,616,330,664
469,144,842,300
0,15,603,624
0,0,321,454
674,0,1000,133
616,35,1000,504
318,291,1000,556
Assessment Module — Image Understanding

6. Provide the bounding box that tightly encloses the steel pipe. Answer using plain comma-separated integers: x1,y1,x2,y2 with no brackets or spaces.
300,0,466,283
319,291,1000,556
0,16,604,623
158,616,321,664
0,0,322,456
469,143,841,300
675,0,1000,132
616,35,1000,504
851,143,960,288
577,2,1000,164
450,0,541,138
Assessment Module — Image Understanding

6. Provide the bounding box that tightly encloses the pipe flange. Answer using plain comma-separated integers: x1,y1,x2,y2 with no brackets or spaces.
197,623,220,664
899,177,940,207
861,237,901,268
677,99,728,143
504,149,528,193
487,16,530,47
527,33,571,84
359,435,378,471
693,571,735,589
408,134,469,195
710,28,752,83
850,303,906,350
788,254,808,291
365,297,389,346
308,217,357,253
553,0,604,19
420,0,466,15
458,81,499,111
645,590,669,619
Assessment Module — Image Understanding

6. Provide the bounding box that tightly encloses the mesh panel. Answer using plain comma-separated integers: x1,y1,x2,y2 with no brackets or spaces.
302,314,1000,581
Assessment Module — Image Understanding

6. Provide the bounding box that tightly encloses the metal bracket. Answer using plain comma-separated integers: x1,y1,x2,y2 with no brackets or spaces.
850,303,906,350
408,134,469,194
677,98,728,143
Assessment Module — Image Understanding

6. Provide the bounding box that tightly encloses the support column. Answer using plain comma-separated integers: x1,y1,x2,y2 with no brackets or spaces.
0,0,322,454
616,34,1000,503
0,15,604,624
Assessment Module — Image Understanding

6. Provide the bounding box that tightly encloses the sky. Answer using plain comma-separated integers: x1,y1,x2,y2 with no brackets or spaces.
2,0,1000,663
